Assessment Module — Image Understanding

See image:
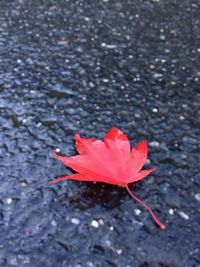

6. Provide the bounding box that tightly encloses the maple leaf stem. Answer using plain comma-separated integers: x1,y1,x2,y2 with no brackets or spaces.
125,184,166,229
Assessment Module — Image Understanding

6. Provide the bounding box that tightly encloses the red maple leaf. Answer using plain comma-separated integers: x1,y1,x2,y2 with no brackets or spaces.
50,127,166,229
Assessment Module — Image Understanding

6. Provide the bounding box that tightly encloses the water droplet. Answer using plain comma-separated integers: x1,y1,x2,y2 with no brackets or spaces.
91,220,99,228
178,211,189,220
71,218,80,225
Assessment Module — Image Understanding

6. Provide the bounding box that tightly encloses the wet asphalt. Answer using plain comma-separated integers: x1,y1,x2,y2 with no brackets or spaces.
0,0,200,266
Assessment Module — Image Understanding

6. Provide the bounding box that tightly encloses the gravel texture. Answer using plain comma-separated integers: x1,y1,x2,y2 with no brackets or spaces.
0,0,200,266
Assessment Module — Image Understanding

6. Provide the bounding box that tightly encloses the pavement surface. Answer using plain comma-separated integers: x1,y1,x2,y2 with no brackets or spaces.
0,0,200,266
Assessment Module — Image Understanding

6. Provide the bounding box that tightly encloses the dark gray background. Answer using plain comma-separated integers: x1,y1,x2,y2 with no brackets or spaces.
0,0,200,266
